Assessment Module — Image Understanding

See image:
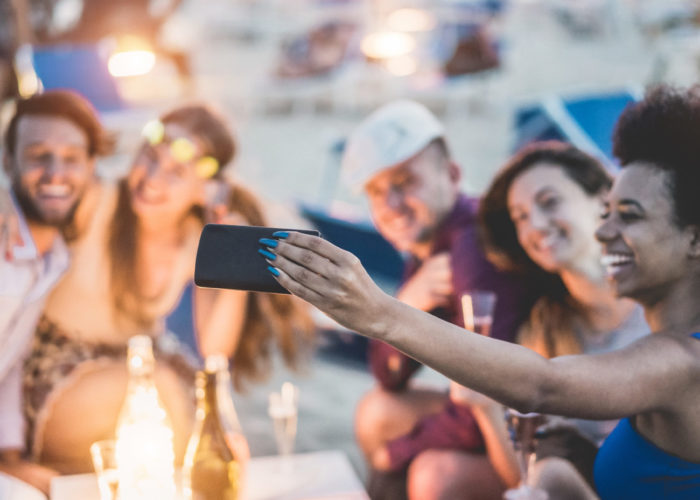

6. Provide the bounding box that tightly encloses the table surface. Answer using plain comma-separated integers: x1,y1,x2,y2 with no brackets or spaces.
51,450,369,500
0,471,46,500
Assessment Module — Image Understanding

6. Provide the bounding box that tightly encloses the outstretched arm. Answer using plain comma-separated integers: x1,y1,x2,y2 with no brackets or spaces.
264,232,693,420
194,287,248,358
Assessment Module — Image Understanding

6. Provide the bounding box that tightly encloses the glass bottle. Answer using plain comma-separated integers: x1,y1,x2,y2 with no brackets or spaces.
115,335,177,500
183,370,241,500
204,355,250,465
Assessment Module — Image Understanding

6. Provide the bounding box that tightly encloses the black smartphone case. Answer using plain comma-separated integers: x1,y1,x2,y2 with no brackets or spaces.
194,224,320,294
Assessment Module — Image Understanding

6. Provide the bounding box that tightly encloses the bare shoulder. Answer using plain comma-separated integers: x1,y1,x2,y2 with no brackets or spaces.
634,331,700,381
632,330,698,358
678,331,700,374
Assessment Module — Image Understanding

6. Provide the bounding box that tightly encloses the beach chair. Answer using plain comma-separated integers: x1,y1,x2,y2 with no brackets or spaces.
514,90,640,169
32,44,126,112
299,204,404,291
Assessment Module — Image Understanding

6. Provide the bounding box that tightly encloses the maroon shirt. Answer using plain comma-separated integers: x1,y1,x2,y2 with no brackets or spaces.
369,194,533,471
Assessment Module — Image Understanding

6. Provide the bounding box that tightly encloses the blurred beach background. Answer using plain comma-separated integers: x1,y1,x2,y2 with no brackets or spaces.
5,0,700,481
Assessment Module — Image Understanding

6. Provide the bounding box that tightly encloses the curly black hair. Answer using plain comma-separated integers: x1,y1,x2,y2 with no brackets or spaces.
613,85,700,228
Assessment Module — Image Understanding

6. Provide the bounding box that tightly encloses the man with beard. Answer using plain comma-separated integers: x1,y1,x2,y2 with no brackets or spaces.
0,90,109,493
342,100,534,499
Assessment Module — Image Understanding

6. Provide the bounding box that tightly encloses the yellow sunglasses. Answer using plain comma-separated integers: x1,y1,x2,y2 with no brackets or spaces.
141,120,220,179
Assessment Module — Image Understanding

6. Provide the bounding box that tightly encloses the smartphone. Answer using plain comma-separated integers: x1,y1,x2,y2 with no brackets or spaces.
194,224,321,294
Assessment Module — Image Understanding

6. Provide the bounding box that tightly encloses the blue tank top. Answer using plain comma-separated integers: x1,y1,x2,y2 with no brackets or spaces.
593,333,700,499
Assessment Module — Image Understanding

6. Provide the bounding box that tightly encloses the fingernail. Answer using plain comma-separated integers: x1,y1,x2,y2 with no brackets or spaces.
267,265,280,277
258,248,276,260
272,231,289,239
259,238,278,248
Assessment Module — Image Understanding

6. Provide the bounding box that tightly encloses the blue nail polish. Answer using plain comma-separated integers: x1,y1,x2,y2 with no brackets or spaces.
258,248,276,260
272,231,289,239
259,238,278,248
267,265,280,277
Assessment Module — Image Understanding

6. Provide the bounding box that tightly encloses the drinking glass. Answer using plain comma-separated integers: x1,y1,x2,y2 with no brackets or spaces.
461,290,497,336
268,382,299,457
503,410,549,500
90,439,119,500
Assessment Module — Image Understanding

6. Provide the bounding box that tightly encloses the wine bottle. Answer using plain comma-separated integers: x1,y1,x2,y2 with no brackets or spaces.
204,355,250,465
184,370,240,500
115,335,177,500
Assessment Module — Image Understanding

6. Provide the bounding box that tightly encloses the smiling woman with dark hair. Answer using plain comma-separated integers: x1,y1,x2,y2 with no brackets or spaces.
447,141,650,497
260,85,700,499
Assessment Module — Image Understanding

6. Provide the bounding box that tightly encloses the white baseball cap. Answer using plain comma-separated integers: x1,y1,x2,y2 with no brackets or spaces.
342,100,445,191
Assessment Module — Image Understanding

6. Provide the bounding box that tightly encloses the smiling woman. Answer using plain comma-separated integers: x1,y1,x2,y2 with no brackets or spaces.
21,104,314,474
470,142,648,495
478,142,639,360
260,86,700,500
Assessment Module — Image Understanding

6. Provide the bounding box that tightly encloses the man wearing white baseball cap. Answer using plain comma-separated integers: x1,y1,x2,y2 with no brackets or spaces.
346,100,533,499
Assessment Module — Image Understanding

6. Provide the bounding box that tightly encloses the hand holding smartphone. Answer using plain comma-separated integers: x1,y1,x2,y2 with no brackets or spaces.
194,224,320,294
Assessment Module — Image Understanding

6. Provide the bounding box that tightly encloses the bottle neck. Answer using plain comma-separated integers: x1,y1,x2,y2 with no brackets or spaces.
126,335,156,384
197,371,220,417
204,354,229,373
127,354,156,386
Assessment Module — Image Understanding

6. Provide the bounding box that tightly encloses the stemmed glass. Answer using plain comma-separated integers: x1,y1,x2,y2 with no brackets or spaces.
503,410,549,500
90,440,119,500
268,382,299,474
461,290,497,336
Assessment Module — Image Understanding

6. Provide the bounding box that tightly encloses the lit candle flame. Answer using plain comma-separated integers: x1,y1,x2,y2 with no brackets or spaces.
361,32,416,60
116,339,177,500
108,50,156,78
116,386,176,499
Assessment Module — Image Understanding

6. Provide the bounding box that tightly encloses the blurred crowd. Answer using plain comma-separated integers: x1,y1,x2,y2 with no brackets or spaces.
3,83,700,499
1,1,700,500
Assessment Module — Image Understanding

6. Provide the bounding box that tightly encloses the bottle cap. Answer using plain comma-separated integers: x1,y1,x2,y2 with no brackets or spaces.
205,354,229,373
128,334,153,351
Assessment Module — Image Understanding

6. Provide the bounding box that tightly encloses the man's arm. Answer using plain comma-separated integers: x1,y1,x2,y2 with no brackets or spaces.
0,365,57,495
368,340,421,391
0,188,24,259
396,253,452,312
369,252,453,390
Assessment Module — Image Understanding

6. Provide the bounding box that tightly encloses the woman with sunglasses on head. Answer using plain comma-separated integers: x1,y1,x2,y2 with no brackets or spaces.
261,86,700,499
22,105,313,473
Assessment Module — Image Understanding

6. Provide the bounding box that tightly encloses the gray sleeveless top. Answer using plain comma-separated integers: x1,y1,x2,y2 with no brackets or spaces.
570,305,648,444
